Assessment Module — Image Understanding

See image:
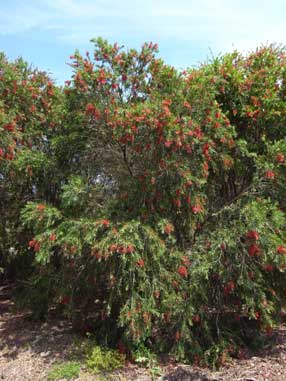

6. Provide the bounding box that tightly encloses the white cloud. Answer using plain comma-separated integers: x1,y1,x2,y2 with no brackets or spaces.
0,0,286,57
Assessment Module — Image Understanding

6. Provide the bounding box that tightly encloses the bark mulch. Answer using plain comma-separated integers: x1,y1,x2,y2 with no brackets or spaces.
0,284,285,381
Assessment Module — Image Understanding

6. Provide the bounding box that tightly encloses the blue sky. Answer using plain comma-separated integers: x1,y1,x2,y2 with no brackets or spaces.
1,0,286,84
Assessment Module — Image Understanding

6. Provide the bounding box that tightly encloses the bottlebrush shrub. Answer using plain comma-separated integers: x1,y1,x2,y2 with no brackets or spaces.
16,41,286,366
0,53,63,279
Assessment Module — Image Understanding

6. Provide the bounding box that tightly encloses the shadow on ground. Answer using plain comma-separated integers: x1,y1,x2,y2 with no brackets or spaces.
0,284,74,362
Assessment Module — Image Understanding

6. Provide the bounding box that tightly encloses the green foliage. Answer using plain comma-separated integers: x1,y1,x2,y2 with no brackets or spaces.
47,362,81,380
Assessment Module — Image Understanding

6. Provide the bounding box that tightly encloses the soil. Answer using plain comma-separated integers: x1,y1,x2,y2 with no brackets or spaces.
0,284,285,381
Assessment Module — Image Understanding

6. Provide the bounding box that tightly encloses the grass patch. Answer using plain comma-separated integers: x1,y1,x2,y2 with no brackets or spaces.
47,361,81,380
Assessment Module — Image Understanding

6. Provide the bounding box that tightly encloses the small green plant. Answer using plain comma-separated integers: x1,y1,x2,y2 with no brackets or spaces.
47,361,81,380
85,345,125,373
133,345,161,380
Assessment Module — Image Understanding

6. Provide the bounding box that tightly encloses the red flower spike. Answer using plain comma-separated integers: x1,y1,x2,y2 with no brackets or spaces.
265,170,275,179
248,244,260,256
126,245,135,253
246,230,259,240
164,140,172,148
276,153,285,163
277,245,286,254
192,315,200,323
192,204,203,214
178,265,188,278
136,258,145,267
49,233,56,242
164,223,174,235
263,264,274,271
254,311,260,320
28,239,37,248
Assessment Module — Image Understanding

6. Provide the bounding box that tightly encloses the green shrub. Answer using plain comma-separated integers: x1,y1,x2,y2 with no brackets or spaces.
85,345,125,373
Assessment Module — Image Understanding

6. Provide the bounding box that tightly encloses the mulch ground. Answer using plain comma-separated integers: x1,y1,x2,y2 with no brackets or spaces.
0,283,285,381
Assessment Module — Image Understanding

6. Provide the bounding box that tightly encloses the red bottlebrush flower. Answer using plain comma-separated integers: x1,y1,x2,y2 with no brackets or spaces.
136,258,145,267
248,243,260,256
49,233,56,242
162,99,172,107
178,265,188,278
192,314,200,323
164,140,172,148
254,311,260,320
126,245,135,253
101,219,110,227
164,223,174,235
277,245,286,254
174,199,181,208
111,83,118,89
263,264,274,272
276,153,285,163
183,101,192,109
36,204,45,212
192,204,203,214
3,123,16,132
86,103,94,113
85,103,100,118
220,243,226,251
0,148,4,157
246,230,259,240
185,180,193,187
28,239,37,248
203,143,210,155
227,281,235,292
265,170,275,179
